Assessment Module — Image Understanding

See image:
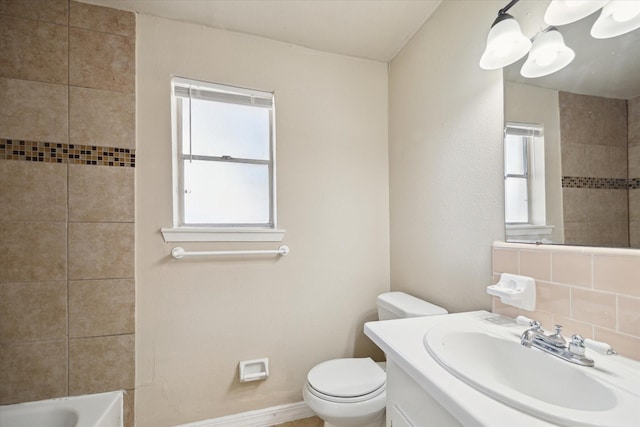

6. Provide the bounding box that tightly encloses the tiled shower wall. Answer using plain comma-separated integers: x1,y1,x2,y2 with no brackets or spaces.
0,1,135,424
559,91,636,247
630,96,640,247
492,242,640,361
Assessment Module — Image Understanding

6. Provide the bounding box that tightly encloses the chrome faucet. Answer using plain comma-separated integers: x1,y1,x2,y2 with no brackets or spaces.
520,320,543,347
520,321,597,367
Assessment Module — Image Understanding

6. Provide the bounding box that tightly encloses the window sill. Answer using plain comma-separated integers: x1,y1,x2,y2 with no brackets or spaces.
505,224,555,243
505,224,554,237
161,227,286,242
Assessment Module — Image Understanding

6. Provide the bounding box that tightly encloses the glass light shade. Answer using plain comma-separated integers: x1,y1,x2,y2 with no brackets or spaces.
480,15,532,70
520,29,575,78
544,0,608,25
591,0,640,38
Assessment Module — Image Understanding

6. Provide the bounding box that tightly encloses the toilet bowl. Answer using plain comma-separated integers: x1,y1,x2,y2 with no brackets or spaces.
303,358,386,427
303,292,447,427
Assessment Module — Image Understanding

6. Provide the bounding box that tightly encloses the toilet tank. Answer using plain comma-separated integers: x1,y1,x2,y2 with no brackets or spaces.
376,292,448,321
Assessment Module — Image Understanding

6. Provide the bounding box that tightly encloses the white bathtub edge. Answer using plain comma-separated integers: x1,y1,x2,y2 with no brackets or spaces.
0,390,125,427
174,401,315,427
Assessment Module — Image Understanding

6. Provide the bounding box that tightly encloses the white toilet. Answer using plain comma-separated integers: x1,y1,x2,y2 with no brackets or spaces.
303,292,448,427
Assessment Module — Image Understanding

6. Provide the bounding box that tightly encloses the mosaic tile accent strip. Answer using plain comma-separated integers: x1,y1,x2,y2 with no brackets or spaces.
0,139,135,168
562,176,630,190
631,178,640,190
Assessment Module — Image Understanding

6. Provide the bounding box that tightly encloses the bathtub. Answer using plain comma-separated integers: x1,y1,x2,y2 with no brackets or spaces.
0,390,124,427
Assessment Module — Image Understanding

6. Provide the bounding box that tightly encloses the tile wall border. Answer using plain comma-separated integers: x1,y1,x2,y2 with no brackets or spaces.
0,139,135,168
562,176,632,190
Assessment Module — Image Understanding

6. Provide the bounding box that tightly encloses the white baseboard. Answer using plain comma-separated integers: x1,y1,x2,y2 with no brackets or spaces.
175,401,315,427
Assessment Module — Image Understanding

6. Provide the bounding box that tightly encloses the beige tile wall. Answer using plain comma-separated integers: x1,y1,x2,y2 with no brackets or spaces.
492,242,640,361
0,2,135,426
559,92,630,247
630,96,640,248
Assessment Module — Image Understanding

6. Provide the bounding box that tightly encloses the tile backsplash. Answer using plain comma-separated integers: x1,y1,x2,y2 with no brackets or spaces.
492,242,640,360
0,1,136,425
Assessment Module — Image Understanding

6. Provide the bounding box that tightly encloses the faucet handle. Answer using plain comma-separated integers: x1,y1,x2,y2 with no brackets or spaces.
516,315,541,329
516,315,532,325
531,320,542,329
584,338,617,355
571,334,584,344
569,334,586,356
554,324,562,335
570,335,617,356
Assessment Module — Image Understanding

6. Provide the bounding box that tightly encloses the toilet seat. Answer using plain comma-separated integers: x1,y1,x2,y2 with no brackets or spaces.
306,358,386,403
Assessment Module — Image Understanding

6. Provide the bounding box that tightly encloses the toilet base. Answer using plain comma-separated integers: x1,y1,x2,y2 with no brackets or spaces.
322,411,385,427
303,383,386,427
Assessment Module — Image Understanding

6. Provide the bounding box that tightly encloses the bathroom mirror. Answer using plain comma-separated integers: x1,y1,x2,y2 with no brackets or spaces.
502,4,640,248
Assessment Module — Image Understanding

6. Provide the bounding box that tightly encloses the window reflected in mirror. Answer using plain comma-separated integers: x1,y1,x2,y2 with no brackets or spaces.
504,123,553,243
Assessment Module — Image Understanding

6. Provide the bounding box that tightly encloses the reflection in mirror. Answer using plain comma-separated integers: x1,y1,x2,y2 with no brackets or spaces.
502,1,640,249
504,126,531,224
504,123,555,242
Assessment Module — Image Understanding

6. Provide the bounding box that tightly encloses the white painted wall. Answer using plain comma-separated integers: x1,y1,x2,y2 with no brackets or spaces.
135,15,389,427
388,0,505,312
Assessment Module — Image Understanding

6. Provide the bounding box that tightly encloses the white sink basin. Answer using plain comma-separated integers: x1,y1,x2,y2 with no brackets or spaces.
424,321,640,427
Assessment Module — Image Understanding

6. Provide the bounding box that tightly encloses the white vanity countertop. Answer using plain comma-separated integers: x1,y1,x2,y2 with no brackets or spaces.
364,311,640,427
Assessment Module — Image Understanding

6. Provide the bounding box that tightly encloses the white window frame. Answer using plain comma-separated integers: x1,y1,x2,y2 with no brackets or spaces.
504,122,553,241
161,77,284,242
504,126,531,224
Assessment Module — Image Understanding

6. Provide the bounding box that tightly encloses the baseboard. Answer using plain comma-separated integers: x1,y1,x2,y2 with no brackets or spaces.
175,401,316,427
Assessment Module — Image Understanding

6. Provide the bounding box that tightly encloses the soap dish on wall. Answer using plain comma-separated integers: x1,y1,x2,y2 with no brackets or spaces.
487,273,536,311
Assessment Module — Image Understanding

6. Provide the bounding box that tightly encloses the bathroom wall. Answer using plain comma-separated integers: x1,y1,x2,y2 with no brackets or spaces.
0,1,135,425
504,82,564,243
135,14,389,427
630,96,640,247
387,0,505,312
559,92,630,247
492,241,640,360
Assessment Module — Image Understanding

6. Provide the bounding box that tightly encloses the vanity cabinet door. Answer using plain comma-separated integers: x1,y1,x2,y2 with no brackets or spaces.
385,360,462,427
390,405,414,427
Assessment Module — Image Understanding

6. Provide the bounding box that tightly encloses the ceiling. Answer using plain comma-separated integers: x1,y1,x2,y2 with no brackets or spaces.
78,0,442,62
79,0,639,99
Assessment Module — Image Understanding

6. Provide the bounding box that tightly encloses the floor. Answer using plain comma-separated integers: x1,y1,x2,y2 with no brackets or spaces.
274,416,324,426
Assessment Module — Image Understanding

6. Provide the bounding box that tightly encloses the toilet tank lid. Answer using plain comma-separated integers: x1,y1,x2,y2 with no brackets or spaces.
377,292,448,317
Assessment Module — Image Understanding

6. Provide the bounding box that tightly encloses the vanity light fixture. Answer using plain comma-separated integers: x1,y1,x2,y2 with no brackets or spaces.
544,0,608,26
520,28,575,78
591,0,640,39
479,0,532,70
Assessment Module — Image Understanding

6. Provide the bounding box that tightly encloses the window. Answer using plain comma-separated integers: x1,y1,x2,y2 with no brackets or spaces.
504,123,545,225
162,77,282,242
504,128,529,223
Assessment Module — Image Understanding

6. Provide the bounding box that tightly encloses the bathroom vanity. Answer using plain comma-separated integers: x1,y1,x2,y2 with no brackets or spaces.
364,311,640,427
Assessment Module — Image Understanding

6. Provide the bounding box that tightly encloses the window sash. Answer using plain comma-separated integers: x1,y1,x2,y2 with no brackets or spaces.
182,159,271,227
180,154,270,165
504,122,542,225
173,79,276,228
504,134,529,178
505,122,543,137
505,176,529,224
173,77,273,109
